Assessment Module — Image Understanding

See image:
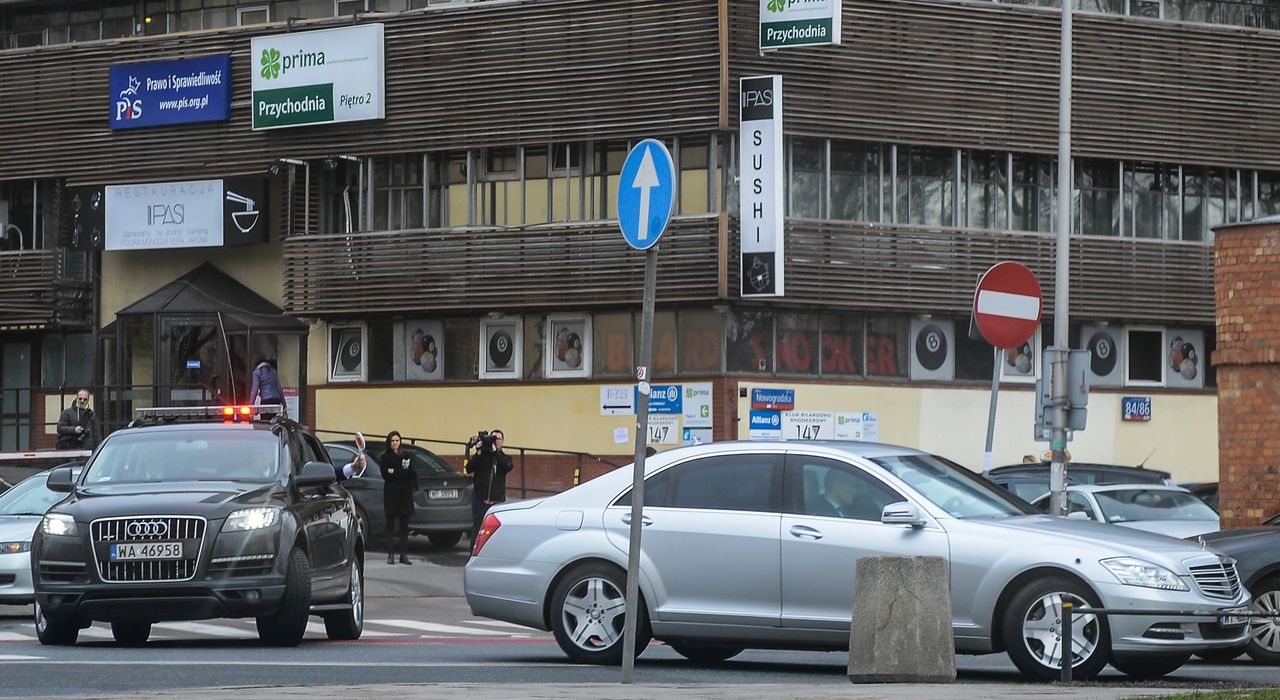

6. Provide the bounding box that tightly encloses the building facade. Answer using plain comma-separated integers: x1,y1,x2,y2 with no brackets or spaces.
1,0,1269,488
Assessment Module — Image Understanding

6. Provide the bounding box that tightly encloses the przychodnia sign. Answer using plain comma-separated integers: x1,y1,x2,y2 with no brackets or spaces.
251,23,385,130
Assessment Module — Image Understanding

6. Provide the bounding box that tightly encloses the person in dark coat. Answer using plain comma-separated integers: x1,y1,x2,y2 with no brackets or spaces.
378,431,418,565
55,390,95,450
249,356,285,408
464,429,514,549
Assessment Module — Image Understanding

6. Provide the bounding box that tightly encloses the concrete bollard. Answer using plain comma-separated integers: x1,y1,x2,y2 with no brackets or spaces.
847,555,956,683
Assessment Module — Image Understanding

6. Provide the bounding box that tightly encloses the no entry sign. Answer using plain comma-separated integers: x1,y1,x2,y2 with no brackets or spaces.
973,262,1042,350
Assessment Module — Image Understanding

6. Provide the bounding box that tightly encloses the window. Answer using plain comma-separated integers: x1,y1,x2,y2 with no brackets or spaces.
592,311,633,378
897,146,955,227
965,151,1008,230
775,312,819,376
789,138,825,219
726,310,773,373
789,456,905,522
677,308,722,375
1075,159,1119,236
819,312,862,377
545,314,591,379
1012,154,1055,233
478,147,520,226
865,317,908,378
1125,327,1164,384
658,454,781,512
679,137,711,215
1126,162,1178,239
443,318,479,381
372,154,424,231
1067,492,1097,520
329,323,367,382
41,333,92,387
367,320,393,382
831,141,883,223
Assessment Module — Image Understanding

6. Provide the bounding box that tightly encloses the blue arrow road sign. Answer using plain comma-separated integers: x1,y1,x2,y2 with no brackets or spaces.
617,139,675,250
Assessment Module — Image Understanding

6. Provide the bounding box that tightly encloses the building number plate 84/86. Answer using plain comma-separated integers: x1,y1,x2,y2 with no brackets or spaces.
111,542,182,561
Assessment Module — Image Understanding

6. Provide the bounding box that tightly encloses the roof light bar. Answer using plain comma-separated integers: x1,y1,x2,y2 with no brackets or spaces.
134,405,285,420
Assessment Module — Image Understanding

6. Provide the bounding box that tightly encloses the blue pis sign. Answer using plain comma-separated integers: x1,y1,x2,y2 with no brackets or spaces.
110,54,231,130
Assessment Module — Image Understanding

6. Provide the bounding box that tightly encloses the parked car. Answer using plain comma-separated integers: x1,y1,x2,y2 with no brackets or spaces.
465,440,1249,681
987,473,1079,503
32,405,365,647
1184,482,1220,511
1030,484,1220,538
1201,511,1280,664
0,466,81,605
325,440,472,549
990,461,1175,486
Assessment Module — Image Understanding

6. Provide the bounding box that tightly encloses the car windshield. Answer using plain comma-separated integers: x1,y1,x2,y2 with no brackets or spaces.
0,471,72,515
1092,489,1219,523
84,429,281,484
871,453,1036,519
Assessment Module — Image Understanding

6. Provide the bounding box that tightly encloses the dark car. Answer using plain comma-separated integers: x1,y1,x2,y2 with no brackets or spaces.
31,405,365,647
1199,511,1280,664
325,440,472,549
1185,482,1220,511
989,461,1175,487
986,473,1081,503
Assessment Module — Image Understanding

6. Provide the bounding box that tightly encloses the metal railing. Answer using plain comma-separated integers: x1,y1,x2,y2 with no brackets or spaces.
1059,601,1265,681
312,428,625,500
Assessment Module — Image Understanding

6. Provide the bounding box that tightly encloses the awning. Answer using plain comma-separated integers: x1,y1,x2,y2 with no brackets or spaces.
116,263,307,332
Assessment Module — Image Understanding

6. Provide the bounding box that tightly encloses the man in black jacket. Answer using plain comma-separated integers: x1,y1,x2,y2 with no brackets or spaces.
56,390,95,450
464,429,514,549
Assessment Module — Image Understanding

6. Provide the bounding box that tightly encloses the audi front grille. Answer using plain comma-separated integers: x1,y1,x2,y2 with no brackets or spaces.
91,516,206,583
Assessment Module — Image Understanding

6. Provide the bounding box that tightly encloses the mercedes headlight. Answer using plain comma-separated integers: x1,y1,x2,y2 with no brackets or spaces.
225,507,279,531
41,513,78,537
0,541,29,554
1101,557,1189,591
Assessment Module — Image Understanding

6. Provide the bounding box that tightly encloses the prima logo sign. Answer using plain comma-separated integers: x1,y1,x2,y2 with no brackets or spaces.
258,46,327,80
251,24,384,130
759,0,841,48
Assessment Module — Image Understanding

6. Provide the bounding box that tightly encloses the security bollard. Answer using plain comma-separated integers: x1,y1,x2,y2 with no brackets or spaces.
1061,601,1073,682
848,555,956,683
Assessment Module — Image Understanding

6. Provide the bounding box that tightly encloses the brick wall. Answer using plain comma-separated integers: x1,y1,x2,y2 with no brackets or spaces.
1215,221,1280,527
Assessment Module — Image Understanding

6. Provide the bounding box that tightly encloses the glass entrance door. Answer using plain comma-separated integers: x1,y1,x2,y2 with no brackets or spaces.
0,341,32,450
160,318,246,406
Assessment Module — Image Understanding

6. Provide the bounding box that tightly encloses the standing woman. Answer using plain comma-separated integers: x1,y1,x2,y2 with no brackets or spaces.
378,431,417,565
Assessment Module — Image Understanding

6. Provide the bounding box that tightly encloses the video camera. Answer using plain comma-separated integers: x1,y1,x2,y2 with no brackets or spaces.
467,430,498,453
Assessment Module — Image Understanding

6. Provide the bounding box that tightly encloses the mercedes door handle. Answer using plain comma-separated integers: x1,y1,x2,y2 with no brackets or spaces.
789,524,823,540
620,513,652,526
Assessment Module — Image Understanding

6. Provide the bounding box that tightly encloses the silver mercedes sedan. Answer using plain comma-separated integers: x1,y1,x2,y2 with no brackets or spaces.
464,441,1249,681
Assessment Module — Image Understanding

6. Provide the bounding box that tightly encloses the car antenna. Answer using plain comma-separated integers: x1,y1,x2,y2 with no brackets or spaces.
1137,446,1157,469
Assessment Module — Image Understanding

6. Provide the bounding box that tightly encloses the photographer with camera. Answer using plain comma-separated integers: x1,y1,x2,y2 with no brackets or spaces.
464,429,514,551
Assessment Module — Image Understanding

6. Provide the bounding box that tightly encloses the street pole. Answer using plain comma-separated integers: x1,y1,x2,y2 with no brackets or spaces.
1049,0,1073,518
983,346,1002,477
621,246,657,683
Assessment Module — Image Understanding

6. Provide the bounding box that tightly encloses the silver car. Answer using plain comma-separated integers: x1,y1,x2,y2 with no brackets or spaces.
465,441,1250,681
1030,484,1220,539
0,467,77,604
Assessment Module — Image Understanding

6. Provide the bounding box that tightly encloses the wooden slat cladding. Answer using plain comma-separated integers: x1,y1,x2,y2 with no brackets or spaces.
282,217,722,316
730,0,1280,170
0,250,58,329
0,1,720,184
764,220,1214,324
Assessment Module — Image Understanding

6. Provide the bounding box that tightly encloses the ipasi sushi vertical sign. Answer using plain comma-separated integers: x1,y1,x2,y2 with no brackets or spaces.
251,24,385,130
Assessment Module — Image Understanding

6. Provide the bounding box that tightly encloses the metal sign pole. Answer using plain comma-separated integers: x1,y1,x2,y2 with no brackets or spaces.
621,246,657,683
1049,0,1073,518
982,346,1002,476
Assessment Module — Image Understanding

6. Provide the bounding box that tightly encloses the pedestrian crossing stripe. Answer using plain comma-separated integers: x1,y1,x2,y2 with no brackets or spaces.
0,618,538,642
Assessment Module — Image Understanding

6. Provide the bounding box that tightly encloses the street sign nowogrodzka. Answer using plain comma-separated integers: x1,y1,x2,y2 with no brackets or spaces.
973,261,1043,350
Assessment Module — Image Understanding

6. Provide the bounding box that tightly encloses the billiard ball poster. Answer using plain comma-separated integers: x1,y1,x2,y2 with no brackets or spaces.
909,318,954,381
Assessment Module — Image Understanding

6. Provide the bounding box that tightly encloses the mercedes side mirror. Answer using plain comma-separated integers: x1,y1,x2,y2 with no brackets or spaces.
881,501,927,528
46,466,76,493
297,461,337,488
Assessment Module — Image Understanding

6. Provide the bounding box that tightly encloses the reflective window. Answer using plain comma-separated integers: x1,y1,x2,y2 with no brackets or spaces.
789,456,905,521
831,141,883,223
897,145,955,227
618,454,781,512
1076,159,1120,236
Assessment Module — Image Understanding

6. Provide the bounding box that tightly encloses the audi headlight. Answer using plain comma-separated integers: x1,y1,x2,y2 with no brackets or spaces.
0,541,29,554
41,513,77,537
1101,557,1189,591
225,508,279,531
